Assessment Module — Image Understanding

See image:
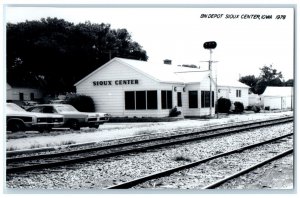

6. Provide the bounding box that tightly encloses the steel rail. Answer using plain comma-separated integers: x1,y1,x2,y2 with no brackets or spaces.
7,116,293,161
7,116,293,158
106,133,293,189
202,149,293,189
7,117,293,174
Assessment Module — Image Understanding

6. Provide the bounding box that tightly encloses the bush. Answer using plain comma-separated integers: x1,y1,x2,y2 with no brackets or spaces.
247,105,261,113
234,101,244,113
252,105,261,113
169,106,181,117
246,106,253,111
216,98,231,113
66,94,95,112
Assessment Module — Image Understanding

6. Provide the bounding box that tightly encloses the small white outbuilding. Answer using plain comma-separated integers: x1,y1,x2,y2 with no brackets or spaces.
260,86,293,110
6,83,43,102
217,79,250,108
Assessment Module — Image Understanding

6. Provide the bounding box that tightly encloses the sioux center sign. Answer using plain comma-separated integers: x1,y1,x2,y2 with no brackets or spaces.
93,79,139,86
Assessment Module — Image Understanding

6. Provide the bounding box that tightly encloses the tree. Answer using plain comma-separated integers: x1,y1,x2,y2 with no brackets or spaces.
256,64,284,93
253,79,267,95
7,18,148,94
239,75,259,93
284,79,294,86
259,64,283,83
239,64,288,94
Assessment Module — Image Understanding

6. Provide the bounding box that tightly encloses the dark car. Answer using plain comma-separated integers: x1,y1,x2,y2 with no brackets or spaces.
6,103,64,132
27,104,110,130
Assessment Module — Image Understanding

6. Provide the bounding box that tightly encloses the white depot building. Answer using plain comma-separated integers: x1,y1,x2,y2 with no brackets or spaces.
75,57,248,117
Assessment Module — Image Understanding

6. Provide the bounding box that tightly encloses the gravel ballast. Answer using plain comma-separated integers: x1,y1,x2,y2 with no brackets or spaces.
217,154,294,189
6,122,293,190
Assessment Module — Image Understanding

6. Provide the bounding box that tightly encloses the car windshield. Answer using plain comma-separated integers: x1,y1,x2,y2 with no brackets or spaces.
55,105,79,113
7,103,26,112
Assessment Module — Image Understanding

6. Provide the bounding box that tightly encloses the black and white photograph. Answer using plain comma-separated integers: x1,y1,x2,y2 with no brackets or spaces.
1,0,297,195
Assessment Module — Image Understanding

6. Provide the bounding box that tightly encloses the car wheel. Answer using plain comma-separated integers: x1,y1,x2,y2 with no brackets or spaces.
69,120,80,130
8,121,25,132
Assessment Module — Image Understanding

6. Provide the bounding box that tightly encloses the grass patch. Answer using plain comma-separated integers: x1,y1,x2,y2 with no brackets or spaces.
60,140,76,145
173,156,192,162
109,116,183,123
6,146,19,151
30,143,43,149
227,118,236,123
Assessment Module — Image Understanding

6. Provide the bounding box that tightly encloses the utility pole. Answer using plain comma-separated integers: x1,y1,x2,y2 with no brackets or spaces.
203,41,217,117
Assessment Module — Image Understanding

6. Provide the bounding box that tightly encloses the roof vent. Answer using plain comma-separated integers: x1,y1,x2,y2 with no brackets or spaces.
163,59,172,65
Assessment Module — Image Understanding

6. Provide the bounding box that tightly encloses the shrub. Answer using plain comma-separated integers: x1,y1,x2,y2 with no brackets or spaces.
216,98,231,113
252,105,261,113
246,105,253,111
173,156,192,162
66,94,95,112
234,101,244,113
169,106,181,117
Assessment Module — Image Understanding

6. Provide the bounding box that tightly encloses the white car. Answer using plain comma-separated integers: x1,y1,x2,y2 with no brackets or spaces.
28,104,110,130
6,103,64,132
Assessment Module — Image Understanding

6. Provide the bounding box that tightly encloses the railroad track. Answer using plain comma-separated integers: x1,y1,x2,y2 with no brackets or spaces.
106,133,293,189
6,116,293,174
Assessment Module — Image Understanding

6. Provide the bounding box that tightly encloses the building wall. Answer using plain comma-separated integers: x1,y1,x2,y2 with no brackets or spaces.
263,96,292,110
76,61,217,117
76,61,183,117
182,77,216,117
249,93,262,106
217,86,249,107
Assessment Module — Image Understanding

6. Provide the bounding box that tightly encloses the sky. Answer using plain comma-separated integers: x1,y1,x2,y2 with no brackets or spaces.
4,6,295,82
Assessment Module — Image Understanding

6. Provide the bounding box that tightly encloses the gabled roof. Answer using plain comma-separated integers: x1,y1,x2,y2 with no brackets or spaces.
117,58,185,83
217,77,249,88
262,86,293,96
75,57,249,88
75,57,210,86
175,71,210,84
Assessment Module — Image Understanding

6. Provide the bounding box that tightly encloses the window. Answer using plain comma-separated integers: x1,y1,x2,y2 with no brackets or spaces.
161,91,166,109
125,91,135,110
201,91,215,108
177,92,182,107
136,91,146,110
43,106,54,113
19,93,24,101
161,90,172,109
167,91,172,109
147,91,158,109
29,106,43,113
236,90,241,97
125,91,158,110
189,91,198,108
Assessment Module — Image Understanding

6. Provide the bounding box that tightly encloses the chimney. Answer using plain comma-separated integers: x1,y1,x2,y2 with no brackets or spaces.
163,59,172,65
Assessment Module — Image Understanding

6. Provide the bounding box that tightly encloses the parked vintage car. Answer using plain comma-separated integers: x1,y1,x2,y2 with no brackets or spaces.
27,104,110,130
6,103,64,132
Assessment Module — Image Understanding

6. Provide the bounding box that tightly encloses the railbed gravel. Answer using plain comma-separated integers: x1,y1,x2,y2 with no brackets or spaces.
6,122,293,190
133,137,292,189
216,154,293,189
